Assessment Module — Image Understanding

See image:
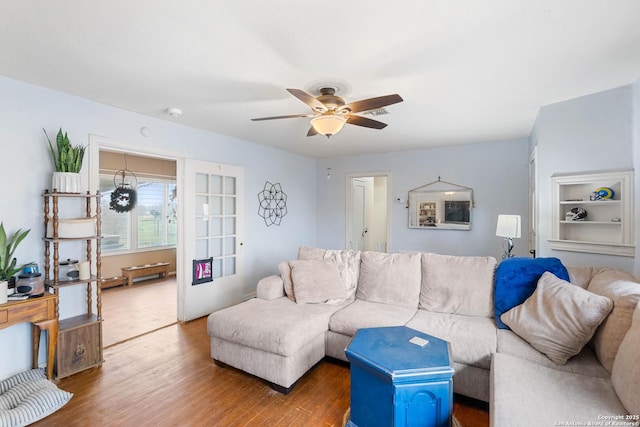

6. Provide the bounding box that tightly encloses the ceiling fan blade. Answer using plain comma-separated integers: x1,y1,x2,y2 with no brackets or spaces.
251,113,313,121
345,115,388,129
307,126,318,137
286,88,327,112
342,94,403,114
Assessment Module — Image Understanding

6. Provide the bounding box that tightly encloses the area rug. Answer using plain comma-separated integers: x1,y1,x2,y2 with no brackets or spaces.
342,408,462,426
0,369,72,427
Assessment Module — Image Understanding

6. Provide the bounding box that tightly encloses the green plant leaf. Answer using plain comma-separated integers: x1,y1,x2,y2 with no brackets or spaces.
43,128,62,171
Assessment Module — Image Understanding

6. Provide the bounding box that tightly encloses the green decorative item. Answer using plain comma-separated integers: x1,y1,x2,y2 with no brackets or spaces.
0,222,30,280
43,128,86,173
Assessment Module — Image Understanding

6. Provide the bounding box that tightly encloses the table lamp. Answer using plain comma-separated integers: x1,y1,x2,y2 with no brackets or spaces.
496,214,521,259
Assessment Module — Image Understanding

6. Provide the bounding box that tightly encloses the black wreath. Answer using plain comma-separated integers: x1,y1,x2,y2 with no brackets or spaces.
110,186,137,213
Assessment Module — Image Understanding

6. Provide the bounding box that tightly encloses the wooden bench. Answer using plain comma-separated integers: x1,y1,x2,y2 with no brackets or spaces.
121,262,170,286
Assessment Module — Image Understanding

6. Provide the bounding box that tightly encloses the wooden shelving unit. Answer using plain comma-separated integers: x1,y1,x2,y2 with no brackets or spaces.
43,190,103,379
549,170,634,257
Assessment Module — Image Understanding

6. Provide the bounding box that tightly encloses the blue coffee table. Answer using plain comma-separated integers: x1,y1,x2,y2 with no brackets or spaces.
345,326,454,427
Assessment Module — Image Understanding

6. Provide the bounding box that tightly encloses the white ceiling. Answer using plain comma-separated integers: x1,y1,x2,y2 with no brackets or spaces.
2,1,640,158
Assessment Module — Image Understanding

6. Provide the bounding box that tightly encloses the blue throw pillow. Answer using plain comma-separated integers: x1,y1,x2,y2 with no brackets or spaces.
494,257,569,329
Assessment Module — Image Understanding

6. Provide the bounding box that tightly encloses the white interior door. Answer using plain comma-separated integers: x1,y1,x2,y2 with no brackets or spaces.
181,160,244,320
350,179,368,250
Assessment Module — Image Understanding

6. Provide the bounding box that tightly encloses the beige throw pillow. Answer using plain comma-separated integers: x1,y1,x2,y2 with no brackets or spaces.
289,259,347,304
501,271,614,365
278,261,295,301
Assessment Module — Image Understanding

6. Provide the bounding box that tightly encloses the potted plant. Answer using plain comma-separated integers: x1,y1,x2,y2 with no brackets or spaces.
44,127,86,193
0,222,30,287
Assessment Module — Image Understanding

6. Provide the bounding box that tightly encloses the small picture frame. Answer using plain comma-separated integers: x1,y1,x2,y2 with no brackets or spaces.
192,257,213,285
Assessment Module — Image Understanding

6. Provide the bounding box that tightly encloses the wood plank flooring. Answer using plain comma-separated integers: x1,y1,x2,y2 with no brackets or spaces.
101,278,177,347
37,316,489,427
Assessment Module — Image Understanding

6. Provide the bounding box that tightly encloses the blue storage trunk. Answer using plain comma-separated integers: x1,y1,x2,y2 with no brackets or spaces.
345,326,454,427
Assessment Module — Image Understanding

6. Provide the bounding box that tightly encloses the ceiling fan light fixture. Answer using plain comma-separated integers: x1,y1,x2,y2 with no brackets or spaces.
310,114,346,138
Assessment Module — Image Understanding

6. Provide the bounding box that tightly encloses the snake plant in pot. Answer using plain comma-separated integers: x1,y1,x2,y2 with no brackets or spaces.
0,222,30,287
44,127,86,193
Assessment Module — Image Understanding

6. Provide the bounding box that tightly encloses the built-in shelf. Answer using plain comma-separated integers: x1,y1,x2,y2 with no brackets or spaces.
549,170,634,257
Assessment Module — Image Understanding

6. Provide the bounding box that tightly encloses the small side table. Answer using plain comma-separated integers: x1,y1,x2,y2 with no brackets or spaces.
0,294,58,379
345,326,454,427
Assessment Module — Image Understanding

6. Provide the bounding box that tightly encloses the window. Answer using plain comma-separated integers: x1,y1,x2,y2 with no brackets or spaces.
99,175,177,253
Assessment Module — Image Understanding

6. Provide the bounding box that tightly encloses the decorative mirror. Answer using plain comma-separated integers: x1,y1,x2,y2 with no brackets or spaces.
408,178,474,230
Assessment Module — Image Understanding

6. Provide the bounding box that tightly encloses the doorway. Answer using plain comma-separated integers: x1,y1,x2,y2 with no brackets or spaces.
346,173,390,252
93,146,179,346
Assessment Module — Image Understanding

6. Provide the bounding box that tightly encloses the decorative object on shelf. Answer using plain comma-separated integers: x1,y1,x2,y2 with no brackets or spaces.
257,181,288,226
44,128,86,193
496,214,521,259
46,216,96,238
565,207,587,221
192,257,213,286
0,222,31,285
110,164,138,213
79,261,90,280
16,272,44,296
590,186,615,201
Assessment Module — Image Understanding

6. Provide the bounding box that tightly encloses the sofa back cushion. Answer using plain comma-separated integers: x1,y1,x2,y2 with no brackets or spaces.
324,249,361,300
611,301,640,416
420,253,497,317
587,267,640,373
356,251,421,307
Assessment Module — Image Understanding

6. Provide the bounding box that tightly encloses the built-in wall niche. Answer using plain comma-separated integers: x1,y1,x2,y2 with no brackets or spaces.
407,179,474,230
549,169,634,257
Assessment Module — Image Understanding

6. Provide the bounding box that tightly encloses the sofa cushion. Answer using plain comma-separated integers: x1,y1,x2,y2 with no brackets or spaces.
496,329,610,379
611,301,640,415
494,257,569,329
501,272,613,365
406,310,496,370
289,259,347,304
207,297,344,357
356,251,421,307
566,265,596,289
420,253,497,317
587,267,640,373
297,245,326,260
324,249,361,300
328,299,417,336
490,352,628,427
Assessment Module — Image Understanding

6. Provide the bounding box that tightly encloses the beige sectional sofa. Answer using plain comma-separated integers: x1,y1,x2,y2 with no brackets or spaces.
207,247,640,426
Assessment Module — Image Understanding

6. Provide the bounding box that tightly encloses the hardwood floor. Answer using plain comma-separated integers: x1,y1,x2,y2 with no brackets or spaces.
37,316,489,427
101,278,177,347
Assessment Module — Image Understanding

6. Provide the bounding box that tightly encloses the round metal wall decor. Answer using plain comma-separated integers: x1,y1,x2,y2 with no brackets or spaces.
258,181,288,226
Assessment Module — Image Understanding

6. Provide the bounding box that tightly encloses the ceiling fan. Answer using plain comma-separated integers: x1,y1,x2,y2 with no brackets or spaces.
251,87,403,138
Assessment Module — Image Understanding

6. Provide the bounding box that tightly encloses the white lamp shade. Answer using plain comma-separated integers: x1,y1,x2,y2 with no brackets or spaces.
496,214,521,238
311,114,346,137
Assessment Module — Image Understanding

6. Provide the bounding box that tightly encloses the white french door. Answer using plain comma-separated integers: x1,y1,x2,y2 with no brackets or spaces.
181,160,244,321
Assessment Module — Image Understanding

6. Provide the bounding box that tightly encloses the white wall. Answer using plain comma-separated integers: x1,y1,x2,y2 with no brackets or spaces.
530,84,637,274
316,139,530,258
634,79,640,277
0,76,316,378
